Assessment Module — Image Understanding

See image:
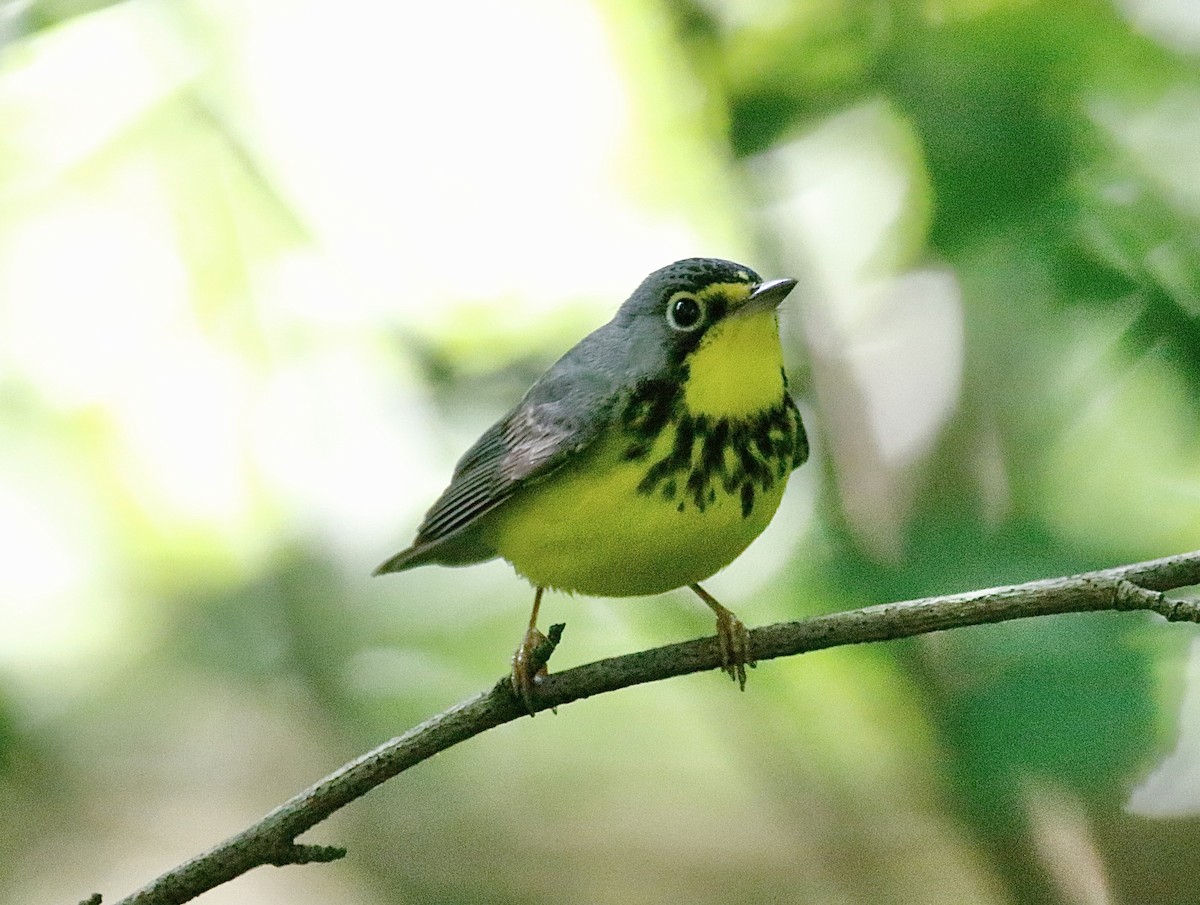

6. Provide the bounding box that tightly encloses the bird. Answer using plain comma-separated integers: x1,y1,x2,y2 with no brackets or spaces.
375,257,808,711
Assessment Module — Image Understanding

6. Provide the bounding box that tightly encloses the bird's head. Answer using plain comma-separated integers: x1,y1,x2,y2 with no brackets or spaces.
617,258,797,417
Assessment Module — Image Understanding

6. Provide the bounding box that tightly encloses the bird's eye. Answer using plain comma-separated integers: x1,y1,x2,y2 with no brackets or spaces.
666,293,705,332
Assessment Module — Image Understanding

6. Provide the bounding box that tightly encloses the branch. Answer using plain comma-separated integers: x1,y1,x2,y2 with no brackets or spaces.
83,551,1200,905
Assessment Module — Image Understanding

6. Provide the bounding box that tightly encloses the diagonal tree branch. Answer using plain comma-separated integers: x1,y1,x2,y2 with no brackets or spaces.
83,551,1200,905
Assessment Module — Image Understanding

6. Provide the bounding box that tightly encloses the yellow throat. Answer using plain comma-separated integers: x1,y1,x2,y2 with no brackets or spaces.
684,293,787,418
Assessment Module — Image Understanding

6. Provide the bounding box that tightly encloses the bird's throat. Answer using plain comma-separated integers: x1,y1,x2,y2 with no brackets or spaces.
682,311,785,418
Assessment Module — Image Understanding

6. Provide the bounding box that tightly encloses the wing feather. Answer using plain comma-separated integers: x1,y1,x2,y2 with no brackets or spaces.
375,338,625,574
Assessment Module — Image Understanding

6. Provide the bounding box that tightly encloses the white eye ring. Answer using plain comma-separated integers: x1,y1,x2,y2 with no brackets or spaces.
666,292,706,332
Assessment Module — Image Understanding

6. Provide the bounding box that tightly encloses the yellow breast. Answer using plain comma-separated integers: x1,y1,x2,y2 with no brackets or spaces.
489,429,789,596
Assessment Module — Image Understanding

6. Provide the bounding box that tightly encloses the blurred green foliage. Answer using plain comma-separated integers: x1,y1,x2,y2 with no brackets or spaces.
2,0,1199,903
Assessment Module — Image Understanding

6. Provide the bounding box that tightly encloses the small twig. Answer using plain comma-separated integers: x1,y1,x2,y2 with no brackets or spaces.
80,550,1200,905
531,622,566,673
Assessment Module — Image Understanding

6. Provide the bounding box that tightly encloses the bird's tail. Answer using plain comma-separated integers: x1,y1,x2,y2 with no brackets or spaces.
372,546,424,576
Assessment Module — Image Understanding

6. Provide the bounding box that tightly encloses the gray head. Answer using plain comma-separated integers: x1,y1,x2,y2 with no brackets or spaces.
612,258,796,368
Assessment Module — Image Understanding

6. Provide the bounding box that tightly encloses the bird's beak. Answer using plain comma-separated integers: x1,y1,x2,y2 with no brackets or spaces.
738,277,798,316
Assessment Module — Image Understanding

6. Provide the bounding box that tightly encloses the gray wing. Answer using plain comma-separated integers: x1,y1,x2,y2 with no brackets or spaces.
374,342,624,574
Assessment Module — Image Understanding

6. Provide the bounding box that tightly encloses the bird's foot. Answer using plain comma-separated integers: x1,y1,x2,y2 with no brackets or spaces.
690,583,756,690
712,604,755,691
510,623,564,714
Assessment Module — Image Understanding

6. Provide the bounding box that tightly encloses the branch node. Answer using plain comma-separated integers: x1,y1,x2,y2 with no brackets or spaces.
268,843,347,866
78,895,102,905
1164,596,1200,624
1109,578,1200,623
1112,578,1163,611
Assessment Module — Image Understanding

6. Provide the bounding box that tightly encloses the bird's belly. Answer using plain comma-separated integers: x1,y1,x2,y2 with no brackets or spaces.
489,434,789,597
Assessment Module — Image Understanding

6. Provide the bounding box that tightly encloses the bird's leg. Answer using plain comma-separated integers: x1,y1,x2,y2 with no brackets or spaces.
690,583,755,690
511,586,550,713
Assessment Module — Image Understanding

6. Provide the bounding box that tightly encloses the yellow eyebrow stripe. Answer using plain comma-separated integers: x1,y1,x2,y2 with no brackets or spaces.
696,281,753,304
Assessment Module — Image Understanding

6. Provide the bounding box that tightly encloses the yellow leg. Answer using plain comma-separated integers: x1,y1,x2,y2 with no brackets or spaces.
690,583,754,690
511,587,548,713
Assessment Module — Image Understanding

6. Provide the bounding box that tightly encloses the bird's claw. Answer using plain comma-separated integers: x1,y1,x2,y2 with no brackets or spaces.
510,623,564,714
714,607,755,691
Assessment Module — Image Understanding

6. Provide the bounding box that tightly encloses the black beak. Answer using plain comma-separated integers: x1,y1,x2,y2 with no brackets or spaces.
738,277,798,315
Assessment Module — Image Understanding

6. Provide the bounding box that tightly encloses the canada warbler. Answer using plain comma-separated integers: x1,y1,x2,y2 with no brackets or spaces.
375,258,808,709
